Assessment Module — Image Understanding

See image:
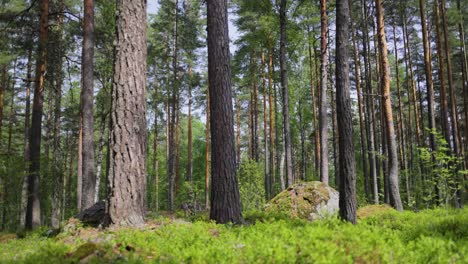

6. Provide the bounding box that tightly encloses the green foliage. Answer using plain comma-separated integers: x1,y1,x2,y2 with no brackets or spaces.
0,208,467,263
238,160,265,212
418,129,465,207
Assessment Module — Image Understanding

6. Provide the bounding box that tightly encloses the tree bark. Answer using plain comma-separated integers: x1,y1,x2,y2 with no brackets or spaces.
319,0,329,185
187,63,193,183
207,0,242,224
26,0,49,230
205,85,211,210
336,0,357,224
80,0,96,211
107,0,147,227
376,0,403,210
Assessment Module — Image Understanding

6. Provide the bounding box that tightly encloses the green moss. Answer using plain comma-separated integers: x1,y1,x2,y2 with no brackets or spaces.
357,204,396,219
0,208,467,263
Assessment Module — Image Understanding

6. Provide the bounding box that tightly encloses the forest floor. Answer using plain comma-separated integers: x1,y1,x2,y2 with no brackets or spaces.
0,206,467,263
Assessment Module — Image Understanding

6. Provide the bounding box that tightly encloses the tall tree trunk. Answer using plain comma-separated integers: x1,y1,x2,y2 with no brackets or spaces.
21,47,33,228
268,49,276,194
81,0,96,211
336,0,357,224
236,97,241,165
351,2,369,200
26,0,49,230
319,0,329,184
307,30,320,179
0,67,6,135
419,0,437,152
392,25,410,205
51,1,64,228
108,0,147,227
262,52,271,198
434,0,451,147
376,0,403,210
279,0,294,187
207,0,242,224
153,73,159,211
187,63,193,183
361,0,378,203
457,0,468,169
331,87,339,188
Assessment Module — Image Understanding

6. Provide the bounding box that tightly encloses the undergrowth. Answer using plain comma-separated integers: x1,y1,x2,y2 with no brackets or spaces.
0,207,466,263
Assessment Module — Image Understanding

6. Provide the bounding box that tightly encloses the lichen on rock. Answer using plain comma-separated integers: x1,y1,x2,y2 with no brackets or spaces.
265,181,339,221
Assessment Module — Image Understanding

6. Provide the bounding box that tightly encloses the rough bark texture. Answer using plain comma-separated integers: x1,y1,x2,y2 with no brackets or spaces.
207,0,242,224
107,0,147,227
81,0,96,211
376,0,403,211
205,86,211,210
26,0,49,230
279,0,294,187
336,0,357,224
319,0,329,185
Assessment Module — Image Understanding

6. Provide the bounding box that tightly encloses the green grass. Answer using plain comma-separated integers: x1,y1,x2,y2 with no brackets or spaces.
0,208,467,263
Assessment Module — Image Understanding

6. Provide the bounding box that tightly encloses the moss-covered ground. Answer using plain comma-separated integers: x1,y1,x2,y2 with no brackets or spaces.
0,207,467,263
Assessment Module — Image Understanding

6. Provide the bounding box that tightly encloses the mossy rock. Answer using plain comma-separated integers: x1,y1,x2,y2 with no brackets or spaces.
265,181,339,221
357,204,396,219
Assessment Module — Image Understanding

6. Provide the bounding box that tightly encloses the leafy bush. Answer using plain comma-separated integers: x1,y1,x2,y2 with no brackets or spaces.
238,160,265,212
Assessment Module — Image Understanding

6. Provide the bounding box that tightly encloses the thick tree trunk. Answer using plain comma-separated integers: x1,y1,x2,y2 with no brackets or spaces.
26,0,49,230
77,118,83,211
376,0,403,211
81,0,96,211
279,0,294,187
319,0,329,185
207,0,242,224
107,0,147,227
336,0,357,223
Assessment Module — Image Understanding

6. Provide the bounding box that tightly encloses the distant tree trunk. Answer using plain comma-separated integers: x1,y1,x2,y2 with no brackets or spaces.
20,47,33,228
107,0,147,227
361,0,378,203
376,0,403,211
77,118,83,211
457,0,468,169
350,4,369,200
167,0,179,211
0,67,5,137
319,0,329,185
205,85,211,209
251,53,259,162
26,0,49,230
152,68,159,212
419,0,437,152
262,52,271,198
307,29,320,179
441,0,463,206
336,0,357,224
80,0,96,211
51,1,64,228
207,0,242,223
279,0,294,187
187,63,193,183
268,49,276,194
94,114,106,203
236,97,241,165
434,0,451,147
